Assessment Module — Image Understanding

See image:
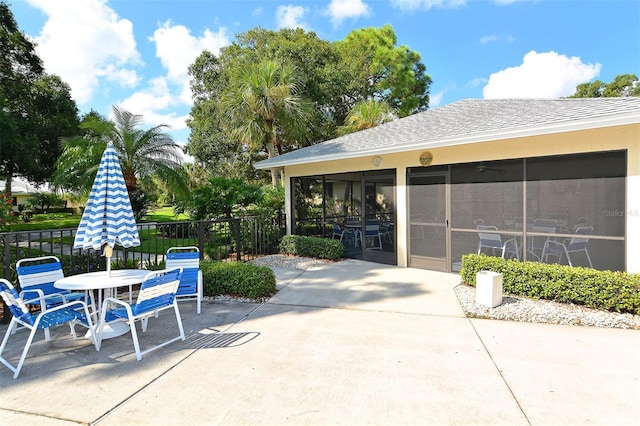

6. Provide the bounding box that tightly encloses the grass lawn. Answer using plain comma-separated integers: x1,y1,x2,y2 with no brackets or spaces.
7,213,81,231
6,207,189,232
141,206,189,222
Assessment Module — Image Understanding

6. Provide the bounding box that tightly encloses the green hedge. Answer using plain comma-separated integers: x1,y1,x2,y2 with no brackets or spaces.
201,260,276,299
279,235,343,260
460,254,640,315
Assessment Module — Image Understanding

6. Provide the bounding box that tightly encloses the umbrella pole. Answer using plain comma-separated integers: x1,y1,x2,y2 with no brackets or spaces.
104,245,113,277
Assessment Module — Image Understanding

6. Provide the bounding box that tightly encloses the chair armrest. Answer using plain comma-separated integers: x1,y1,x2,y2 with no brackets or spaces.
99,297,135,322
543,240,564,250
21,289,70,305
39,299,88,313
503,238,519,249
101,297,130,310
542,240,566,259
20,288,45,301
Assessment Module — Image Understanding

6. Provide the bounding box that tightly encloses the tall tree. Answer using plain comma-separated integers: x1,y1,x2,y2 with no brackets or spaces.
182,177,261,220
570,74,640,98
53,106,189,201
220,59,312,186
331,24,431,119
186,51,265,182
27,75,79,181
1,2,77,193
223,27,338,147
337,99,396,136
186,25,431,183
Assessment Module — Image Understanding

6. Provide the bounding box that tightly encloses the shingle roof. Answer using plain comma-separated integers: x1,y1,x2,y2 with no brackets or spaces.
254,97,640,169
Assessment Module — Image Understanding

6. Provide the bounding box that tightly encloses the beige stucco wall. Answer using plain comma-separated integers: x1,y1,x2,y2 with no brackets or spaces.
283,123,640,272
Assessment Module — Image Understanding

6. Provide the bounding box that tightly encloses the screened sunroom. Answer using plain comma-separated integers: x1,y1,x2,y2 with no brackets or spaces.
255,98,640,274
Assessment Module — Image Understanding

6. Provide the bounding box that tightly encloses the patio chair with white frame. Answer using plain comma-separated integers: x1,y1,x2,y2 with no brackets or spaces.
166,246,203,314
17,255,87,310
0,279,97,379
476,225,519,259
541,226,594,268
97,268,185,361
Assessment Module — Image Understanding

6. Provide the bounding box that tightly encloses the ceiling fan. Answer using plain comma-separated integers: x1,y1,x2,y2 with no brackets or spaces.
476,162,503,173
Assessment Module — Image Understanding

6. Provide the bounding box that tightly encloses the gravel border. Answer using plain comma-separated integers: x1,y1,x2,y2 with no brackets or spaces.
455,284,640,330
249,254,334,270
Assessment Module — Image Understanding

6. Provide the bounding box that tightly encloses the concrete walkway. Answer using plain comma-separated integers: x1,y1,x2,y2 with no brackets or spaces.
0,259,638,425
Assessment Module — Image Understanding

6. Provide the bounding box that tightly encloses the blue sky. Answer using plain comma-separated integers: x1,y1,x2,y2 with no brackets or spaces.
9,0,640,149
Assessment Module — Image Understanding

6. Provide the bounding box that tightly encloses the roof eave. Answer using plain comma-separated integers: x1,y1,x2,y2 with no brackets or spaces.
254,111,639,169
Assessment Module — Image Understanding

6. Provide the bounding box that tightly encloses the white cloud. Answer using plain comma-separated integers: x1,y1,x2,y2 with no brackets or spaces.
116,21,229,132
479,33,516,45
467,77,487,88
120,77,172,118
492,0,525,5
325,0,371,27
118,86,190,134
252,6,265,17
149,21,229,104
482,51,602,99
389,0,466,12
430,90,445,107
276,5,308,29
26,0,142,104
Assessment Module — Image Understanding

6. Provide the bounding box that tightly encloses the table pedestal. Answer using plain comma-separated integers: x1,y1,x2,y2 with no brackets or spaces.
86,322,130,340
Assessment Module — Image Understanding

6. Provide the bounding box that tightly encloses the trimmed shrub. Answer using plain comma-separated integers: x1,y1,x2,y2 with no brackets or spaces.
205,245,231,261
201,260,276,299
279,235,343,260
460,254,640,315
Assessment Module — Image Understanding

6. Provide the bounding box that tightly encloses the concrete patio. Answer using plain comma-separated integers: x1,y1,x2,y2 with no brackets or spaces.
0,259,638,425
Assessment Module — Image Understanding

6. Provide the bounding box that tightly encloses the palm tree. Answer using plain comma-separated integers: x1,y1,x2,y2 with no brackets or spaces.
53,106,188,200
221,59,312,186
337,99,396,136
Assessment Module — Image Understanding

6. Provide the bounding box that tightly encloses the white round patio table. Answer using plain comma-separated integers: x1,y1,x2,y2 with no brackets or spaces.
55,269,150,339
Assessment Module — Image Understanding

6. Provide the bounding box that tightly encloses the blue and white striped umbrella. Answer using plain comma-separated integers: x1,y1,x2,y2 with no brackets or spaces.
73,143,140,259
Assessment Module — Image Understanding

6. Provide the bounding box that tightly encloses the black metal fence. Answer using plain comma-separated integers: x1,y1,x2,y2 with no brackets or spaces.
0,215,285,322
0,215,285,279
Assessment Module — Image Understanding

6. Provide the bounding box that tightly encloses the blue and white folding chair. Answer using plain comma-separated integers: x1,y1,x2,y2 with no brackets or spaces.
97,268,185,361
0,279,96,379
17,256,86,309
166,246,203,314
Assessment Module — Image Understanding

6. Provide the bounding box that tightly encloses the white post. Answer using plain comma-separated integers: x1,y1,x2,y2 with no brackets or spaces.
476,271,503,308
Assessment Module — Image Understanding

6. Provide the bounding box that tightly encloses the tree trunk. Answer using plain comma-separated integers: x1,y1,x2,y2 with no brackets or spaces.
3,173,12,195
123,172,137,193
265,140,280,187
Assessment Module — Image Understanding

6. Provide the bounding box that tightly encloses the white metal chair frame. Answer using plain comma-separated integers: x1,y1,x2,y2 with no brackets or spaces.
97,268,185,361
542,226,593,268
166,246,203,314
331,223,354,245
527,219,557,261
0,278,96,379
476,225,519,259
16,255,86,309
